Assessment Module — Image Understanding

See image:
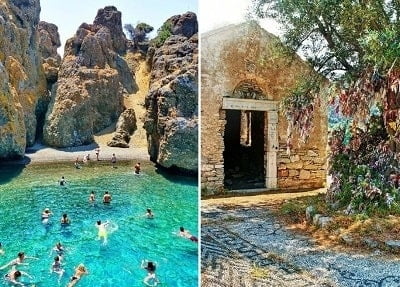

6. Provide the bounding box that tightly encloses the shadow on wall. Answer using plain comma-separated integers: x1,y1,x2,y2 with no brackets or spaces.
0,159,30,185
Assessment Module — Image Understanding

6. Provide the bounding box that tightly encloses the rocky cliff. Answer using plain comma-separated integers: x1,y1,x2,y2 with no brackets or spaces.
0,0,47,159
38,20,61,85
43,6,135,147
144,12,198,173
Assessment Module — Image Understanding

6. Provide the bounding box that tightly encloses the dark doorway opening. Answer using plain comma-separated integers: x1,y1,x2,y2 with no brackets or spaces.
224,110,265,189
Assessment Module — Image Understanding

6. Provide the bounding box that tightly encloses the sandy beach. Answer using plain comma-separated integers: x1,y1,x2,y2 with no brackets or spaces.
6,142,149,165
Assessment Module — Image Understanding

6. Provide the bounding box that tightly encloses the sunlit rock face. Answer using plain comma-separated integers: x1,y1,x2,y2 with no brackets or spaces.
144,12,198,174
43,6,136,147
0,0,47,159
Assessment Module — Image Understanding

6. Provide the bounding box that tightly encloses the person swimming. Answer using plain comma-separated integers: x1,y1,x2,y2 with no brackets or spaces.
59,176,66,186
0,242,4,255
134,163,141,174
103,191,112,204
67,264,88,287
179,227,198,243
41,208,52,224
0,252,38,270
51,255,64,281
51,242,65,258
4,267,32,286
145,208,154,219
141,260,160,286
60,213,71,225
89,191,95,203
96,220,109,244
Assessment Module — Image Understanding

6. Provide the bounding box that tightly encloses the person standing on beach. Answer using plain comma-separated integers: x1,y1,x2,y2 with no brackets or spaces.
74,157,81,169
95,148,100,161
111,153,117,168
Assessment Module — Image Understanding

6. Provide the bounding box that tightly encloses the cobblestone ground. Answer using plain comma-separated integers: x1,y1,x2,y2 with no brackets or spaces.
201,205,400,287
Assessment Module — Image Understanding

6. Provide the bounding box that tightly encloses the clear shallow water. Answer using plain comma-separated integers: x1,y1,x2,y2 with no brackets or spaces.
0,162,198,287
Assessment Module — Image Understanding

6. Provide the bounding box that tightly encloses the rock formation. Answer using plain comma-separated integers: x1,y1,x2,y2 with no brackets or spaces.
144,12,198,173
43,6,136,147
0,0,47,159
38,21,61,85
107,108,137,148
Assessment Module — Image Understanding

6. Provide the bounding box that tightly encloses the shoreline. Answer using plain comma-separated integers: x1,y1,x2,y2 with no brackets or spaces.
1,143,150,165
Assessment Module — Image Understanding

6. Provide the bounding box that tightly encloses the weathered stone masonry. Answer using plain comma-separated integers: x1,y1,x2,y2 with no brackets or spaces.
201,23,328,193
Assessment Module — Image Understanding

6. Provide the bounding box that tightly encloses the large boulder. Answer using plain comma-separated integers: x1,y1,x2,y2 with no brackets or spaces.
0,0,47,159
43,6,135,147
107,108,137,148
144,12,198,174
38,21,61,84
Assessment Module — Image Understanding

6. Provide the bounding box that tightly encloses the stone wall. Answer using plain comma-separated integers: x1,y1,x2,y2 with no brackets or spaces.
201,22,327,194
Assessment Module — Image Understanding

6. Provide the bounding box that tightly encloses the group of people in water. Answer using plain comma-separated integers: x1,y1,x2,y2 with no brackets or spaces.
0,154,196,287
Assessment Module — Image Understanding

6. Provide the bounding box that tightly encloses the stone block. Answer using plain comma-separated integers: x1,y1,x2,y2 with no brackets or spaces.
278,158,291,163
313,214,332,228
299,170,311,179
202,164,214,172
385,240,400,251
278,163,287,170
288,169,299,177
290,155,300,162
340,234,354,245
278,169,289,177
304,164,320,170
286,161,303,169
307,150,319,157
305,206,316,222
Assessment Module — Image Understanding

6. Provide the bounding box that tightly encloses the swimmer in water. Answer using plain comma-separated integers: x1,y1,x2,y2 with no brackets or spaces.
89,191,95,203
103,191,112,204
60,213,71,225
96,220,109,244
50,255,64,281
0,242,4,255
145,208,154,219
141,260,160,286
59,176,66,186
179,227,198,243
0,252,38,270
134,162,141,174
67,264,88,287
51,242,65,258
41,208,52,224
4,267,32,286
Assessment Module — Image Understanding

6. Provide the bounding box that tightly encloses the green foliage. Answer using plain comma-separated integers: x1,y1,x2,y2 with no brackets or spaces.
124,22,154,48
361,26,400,70
151,21,173,48
252,0,400,80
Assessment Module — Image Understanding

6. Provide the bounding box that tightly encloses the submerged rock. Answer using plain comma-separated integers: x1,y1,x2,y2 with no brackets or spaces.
107,108,137,148
43,6,135,147
0,0,47,159
144,12,198,174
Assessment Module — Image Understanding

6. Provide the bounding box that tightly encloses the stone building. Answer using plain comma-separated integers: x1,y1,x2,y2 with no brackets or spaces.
201,23,328,194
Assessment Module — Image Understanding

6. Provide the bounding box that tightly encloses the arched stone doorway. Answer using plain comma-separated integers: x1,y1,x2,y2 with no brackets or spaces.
222,80,278,190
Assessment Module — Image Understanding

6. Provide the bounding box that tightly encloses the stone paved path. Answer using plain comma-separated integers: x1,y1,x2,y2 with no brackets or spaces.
201,205,400,287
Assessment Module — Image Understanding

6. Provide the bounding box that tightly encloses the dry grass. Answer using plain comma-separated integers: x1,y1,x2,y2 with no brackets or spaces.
275,194,400,253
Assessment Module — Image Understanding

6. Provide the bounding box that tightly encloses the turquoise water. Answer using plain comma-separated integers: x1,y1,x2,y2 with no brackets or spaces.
0,162,198,286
